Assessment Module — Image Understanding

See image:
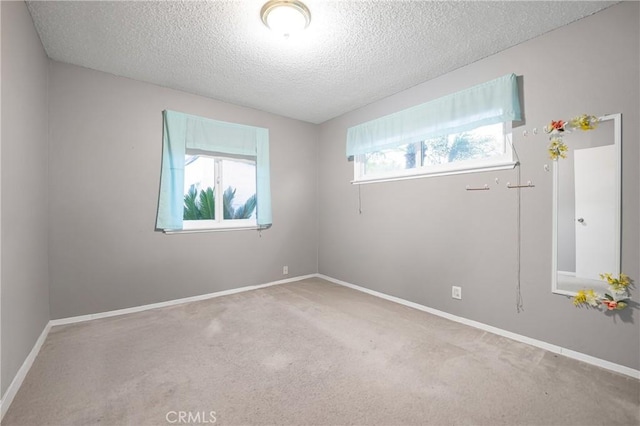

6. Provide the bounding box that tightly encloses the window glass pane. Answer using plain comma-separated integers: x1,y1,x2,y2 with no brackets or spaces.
183,155,216,220
363,143,419,176
221,159,257,220
422,123,505,167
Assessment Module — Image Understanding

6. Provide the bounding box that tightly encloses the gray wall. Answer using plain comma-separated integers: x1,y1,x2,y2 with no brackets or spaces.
1,1,51,396
317,2,640,370
48,62,319,319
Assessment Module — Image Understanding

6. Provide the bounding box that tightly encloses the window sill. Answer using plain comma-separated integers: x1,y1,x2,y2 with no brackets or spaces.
352,161,518,185
163,225,270,234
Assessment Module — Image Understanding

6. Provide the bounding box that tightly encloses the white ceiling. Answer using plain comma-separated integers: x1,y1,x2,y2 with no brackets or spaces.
26,1,617,124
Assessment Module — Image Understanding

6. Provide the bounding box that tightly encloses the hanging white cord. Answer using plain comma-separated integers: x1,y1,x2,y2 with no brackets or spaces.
515,162,524,312
509,137,525,312
358,184,362,214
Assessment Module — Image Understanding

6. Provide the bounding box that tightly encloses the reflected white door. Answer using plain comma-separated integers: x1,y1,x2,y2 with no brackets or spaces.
574,145,617,280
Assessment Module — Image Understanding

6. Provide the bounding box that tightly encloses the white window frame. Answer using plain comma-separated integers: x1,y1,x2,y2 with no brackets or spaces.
353,122,516,184
183,152,257,231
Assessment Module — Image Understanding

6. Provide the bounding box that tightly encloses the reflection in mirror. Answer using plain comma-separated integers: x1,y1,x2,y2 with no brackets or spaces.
552,114,621,296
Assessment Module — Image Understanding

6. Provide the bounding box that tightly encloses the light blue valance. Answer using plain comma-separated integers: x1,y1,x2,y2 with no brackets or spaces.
156,110,271,230
346,73,521,157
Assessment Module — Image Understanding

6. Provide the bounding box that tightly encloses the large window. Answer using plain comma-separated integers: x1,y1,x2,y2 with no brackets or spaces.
355,123,512,181
183,154,257,230
346,74,521,183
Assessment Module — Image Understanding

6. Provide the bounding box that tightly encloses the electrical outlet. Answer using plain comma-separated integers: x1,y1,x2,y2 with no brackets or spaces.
452,286,462,300
283,266,289,275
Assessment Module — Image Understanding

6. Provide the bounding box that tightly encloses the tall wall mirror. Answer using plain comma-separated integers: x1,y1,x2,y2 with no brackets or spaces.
552,113,621,296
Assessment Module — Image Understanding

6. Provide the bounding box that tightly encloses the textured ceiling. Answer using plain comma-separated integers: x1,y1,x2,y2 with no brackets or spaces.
26,1,617,124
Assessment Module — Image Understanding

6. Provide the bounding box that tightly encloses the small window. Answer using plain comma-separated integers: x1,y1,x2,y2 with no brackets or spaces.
354,123,513,181
155,110,271,233
183,153,257,230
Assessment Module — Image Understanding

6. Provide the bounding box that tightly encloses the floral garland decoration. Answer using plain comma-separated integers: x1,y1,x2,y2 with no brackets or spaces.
573,273,632,311
544,114,599,160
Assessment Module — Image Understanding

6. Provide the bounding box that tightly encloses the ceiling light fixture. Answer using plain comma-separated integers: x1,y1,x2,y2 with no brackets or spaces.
260,0,311,38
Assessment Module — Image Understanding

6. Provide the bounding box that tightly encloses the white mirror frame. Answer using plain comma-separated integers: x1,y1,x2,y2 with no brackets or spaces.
551,113,622,296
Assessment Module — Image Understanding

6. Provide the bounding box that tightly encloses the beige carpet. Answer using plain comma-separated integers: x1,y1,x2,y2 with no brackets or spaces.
4,278,639,425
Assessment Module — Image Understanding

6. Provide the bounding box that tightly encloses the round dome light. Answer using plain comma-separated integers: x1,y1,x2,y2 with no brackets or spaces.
261,0,311,38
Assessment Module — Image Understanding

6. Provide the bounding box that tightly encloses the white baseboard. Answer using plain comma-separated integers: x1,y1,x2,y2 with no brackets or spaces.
0,322,51,421
317,274,640,380
50,274,317,326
